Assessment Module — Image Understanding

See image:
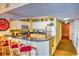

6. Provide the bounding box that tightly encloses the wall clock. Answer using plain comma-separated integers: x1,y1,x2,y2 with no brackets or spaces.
0,18,9,31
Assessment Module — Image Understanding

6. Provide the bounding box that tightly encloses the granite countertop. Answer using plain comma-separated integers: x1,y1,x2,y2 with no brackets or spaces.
21,32,46,34
7,35,54,42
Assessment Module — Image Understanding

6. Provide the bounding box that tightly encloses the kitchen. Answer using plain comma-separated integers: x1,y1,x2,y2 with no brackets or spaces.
0,16,62,56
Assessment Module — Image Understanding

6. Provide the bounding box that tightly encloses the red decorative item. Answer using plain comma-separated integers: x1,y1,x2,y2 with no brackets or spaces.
0,18,9,31
20,46,32,52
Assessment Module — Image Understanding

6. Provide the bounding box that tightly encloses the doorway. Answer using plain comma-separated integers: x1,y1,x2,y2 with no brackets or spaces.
62,23,70,39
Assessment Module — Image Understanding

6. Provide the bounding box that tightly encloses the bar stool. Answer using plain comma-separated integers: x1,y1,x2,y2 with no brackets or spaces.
10,42,20,56
0,45,2,56
20,46,32,56
1,40,10,56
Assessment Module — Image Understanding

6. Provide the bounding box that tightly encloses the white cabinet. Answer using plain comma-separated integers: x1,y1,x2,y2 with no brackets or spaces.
33,21,50,30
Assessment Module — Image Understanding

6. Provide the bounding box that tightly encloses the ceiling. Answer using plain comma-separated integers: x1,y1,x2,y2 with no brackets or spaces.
1,3,79,20
0,3,27,14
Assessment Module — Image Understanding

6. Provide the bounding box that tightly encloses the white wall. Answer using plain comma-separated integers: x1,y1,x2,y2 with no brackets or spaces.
75,20,79,55
70,20,79,55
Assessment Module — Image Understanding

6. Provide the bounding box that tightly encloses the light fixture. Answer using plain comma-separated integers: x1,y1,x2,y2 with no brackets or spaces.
64,18,70,20
64,18,70,24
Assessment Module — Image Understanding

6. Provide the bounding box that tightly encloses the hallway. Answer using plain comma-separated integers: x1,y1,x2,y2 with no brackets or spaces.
53,38,77,56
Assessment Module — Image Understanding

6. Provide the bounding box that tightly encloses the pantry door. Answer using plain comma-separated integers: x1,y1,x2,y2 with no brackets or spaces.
62,23,70,39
